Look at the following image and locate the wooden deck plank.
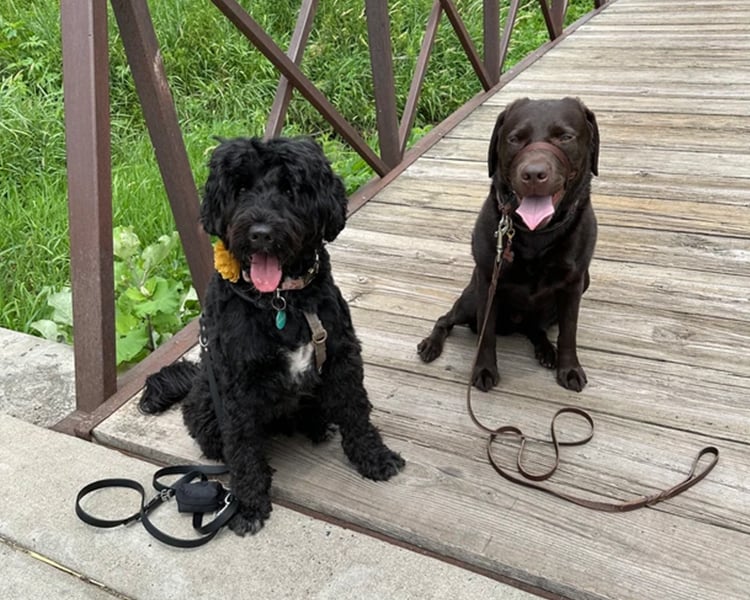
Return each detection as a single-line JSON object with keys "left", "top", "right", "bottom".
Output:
{"left": 369, "top": 177, "right": 750, "bottom": 234}
{"left": 397, "top": 156, "right": 750, "bottom": 206}
{"left": 94, "top": 1, "right": 750, "bottom": 598}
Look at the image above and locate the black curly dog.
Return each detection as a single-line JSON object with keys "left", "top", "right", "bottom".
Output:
{"left": 140, "top": 137, "right": 404, "bottom": 535}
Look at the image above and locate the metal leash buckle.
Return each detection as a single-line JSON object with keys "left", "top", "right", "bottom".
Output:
{"left": 496, "top": 214, "right": 515, "bottom": 262}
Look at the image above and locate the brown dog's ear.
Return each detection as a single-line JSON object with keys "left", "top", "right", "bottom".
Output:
{"left": 487, "top": 110, "right": 506, "bottom": 178}
{"left": 583, "top": 104, "right": 600, "bottom": 177}
{"left": 488, "top": 98, "right": 530, "bottom": 178}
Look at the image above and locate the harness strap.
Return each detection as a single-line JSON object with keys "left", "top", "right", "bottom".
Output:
{"left": 465, "top": 218, "right": 719, "bottom": 511}
{"left": 303, "top": 311, "right": 328, "bottom": 373}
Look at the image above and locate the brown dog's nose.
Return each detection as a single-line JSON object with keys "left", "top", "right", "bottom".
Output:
{"left": 521, "top": 162, "right": 549, "bottom": 184}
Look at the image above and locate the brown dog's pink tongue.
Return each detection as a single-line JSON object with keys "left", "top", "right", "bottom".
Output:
{"left": 516, "top": 195, "right": 555, "bottom": 230}
{"left": 248, "top": 252, "right": 282, "bottom": 292}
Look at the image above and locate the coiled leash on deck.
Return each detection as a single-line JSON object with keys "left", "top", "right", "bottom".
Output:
{"left": 467, "top": 207, "right": 719, "bottom": 511}
{"left": 75, "top": 464, "right": 238, "bottom": 547}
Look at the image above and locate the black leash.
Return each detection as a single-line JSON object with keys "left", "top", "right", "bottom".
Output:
{"left": 200, "top": 315, "right": 225, "bottom": 426}
{"left": 76, "top": 464, "right": 238, "bottom": 548}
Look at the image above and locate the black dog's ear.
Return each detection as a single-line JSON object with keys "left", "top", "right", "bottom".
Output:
{"left": 583, "top": 104, "right": 600, "bottom": 177}
{"left": 274, "top": 137, "right": 348, "bottom": 243}
{"left": 322, "top": 173, "right": 348, "bottom": 243}
{"left": 200, "top": 137, "right": 262, "bottom": 237}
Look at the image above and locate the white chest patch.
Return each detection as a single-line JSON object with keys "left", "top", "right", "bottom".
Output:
{"left": 286, "top": 342, "right": 314, "bottom": 381}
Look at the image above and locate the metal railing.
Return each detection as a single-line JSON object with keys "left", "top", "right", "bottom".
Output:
{"left": 58, "top": 0, "right": 607, "bottom": 431}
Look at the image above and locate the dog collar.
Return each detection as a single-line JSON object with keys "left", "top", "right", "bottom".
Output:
{"left": 278, "top": 253, "right": 319, "bottom": 291}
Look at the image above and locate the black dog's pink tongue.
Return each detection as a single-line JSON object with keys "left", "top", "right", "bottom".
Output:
{"left": 516, "top": 195, "right": 555, "bottom": 230}
{"left": 247, "top": 252, "right": 282, "bottom": 292}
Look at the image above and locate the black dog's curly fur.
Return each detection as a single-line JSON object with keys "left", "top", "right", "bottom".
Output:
{"left": 140, "top": 137, "right": 404, "bottom": 535}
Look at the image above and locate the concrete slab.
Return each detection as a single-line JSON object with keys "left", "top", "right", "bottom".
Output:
{"left": 0, "top": 327, "right": 75, "bottom": 427}
{"left": 0, "top": 543, "right": 118, "bottom": 599}
{"left": 0, "top": 414, "right": 536, "bottom": 600}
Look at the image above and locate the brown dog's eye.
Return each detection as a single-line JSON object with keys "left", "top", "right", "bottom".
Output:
{"left": 558, "top": 133, "right": 575, "bottom": 143}
{"left": 507, "top": 134, "right": 520, "bottom": 145}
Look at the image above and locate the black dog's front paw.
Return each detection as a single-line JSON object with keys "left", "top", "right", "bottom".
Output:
{"left": 472, "top": 364, "right": 499, "bottom": 391}
{"left": 557, "top": 365, "right": 587, "bottom": 392}
{"left": 229, "top": 501, "right": 272, "bottom": 536}
{"left": 356, "top": 446, "right": 405, "bottom": 481}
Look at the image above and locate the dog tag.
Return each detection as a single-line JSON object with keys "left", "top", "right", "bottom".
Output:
{"left": 272, "top": 291, "right": 287, "bottom": 330}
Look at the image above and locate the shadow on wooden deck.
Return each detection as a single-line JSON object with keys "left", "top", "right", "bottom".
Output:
{"left": 95, "top": 1, "right": 750, "bottom": 598}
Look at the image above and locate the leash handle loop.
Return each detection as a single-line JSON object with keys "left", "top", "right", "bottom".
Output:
{"left": 76, "top": 464, "right": 238, "bottom": 548}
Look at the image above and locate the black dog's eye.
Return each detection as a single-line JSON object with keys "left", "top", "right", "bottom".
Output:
{"left": 557, "top": 132, "right": 575, "bottom": 143}
{"left": 507, "top": 134, "right": 520, "bottom": 145}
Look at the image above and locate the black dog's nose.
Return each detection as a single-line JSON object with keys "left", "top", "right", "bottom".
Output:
{"left": 521, "top": 162, "right": 549, "bottom": 184}
{"left": 249, "top": 223, "right": 273, "bottom": 246}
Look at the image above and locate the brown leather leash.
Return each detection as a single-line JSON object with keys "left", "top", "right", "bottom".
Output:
{"left": 466, "top": 208, "right": 719, "bottom": 512}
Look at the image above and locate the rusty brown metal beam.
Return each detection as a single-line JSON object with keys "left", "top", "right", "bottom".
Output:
{"left": 61, "top": 0, "right": 117, "bottom": 413}
{"left": 398, "top": 0, "right": 443, "bottom": 155}
{"left": 265, "top": 0, "right": 320, "bottom": 139}
{"left": 483, "top": 0, "right": 500, "bottom": 85}
{"left": 211, "top": 0, "right": 388, "bottom": 176}
{"left": 539, "top": 0, "right": 564, "bottom": 40}
{"left": 440, "top": 0, "right": 493, "bottom": 91}
{"left": 110, "top": 0, "right": 213, "bottom": 303}
{"left": 365, "top": 0, "right": 401, "bottom": 168}
{"left": 499, "top": 0, "right": 522, "bottom": 72}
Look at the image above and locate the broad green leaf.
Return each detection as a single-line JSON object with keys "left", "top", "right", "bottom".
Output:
{"left": 116, "top": 326, "right": 150, "bottom": 365}
{"left": 48, "top": 288, "right": 73, "bottom": 327}
{"left": 114, "top": 307, "right": 140, "bottom": 335}
{"left": 30, "top": 319, "right": 63, "bottom": 342}
{"left": 142, "top": 232, "right": 178, "bottom": 274}
{"left": 113, "top": 226, "right": 141, "bottom": 261}
{"left": 132, "top": 277, "right": 181, "bottom": 318}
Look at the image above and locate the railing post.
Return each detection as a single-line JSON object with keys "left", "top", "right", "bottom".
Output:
{"left": 483, "top": 0, "right": 500, "bottom": 85}
{"left": 540, "top": 0, "right": 565, "bottom": 40}
{"left": 61, "top": 0, "right": 117, "bottom": 412}
{"left": 266, "top": 0, "right": 320, "bottom": 139}
{"left": 111, "top": 0, "right": 213, "bottom": 302}
{"left": 364, "top": 0, "right": 401, "bottom": 168}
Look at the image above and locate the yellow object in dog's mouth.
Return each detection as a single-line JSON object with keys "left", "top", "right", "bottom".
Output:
{"left": 213, "top": 240, "right": 241, "bottom": 283}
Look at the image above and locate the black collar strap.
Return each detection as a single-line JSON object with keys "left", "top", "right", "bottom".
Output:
{"left": 278, "top": 251, "right": 320, "bottom": 291}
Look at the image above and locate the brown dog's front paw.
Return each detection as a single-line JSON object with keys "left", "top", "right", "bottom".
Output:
{"left": 557, "top": 365, "right": 587, "bottom": 392}
{"left": 472, "top": 365, "right": 499, "bottom": 391}
{"left": 534, "top": 340, "right": 557, "bottom": 369}
{"left": 417, "top": 337, "right": 443, "bottom": 363}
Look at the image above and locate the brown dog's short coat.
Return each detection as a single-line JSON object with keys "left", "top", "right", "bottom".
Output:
{"left": 418, "top": 97, "right": 599, "bottom": 392}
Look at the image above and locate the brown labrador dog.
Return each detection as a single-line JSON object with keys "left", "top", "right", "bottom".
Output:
{"left": 418, "top": 97, "right": 599, "bottom": 392}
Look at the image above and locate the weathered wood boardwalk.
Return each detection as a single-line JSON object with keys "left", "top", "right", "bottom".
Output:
{"left": 95, "top": 1, "right": 750, "bottom": 598}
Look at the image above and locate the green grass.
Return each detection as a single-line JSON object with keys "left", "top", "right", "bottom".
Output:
{"left": 0, "top": 0, "right": 593, "bottom": 344}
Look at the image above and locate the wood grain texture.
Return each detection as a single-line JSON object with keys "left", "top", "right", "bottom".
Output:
{"left": 95, "top": 1, "right": 750, "bottom": 598}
